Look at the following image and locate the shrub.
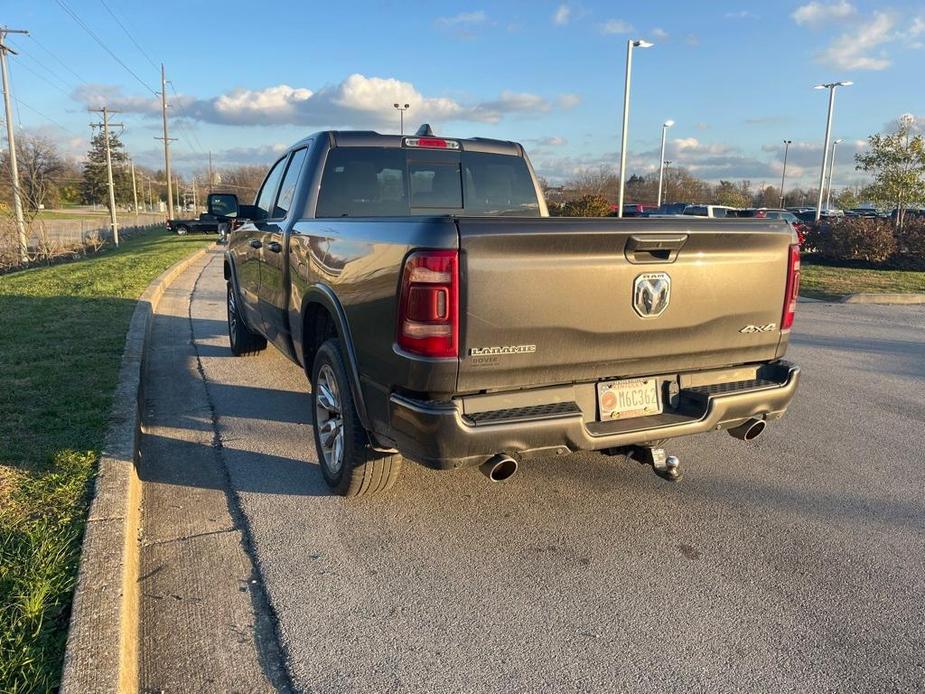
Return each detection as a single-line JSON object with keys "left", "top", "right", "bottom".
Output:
{"left": 816, "top": 217, "right": 897, "bottom": 263}
{"left": 894, "top": 219, "right": 925, "bottom": 269}
{"left": 561, "top": 194, "right": 612, "bottom": 217}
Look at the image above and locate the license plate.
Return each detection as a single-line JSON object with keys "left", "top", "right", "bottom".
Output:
{"left": 597, "top": 378, "right": 662, "bottom": 421}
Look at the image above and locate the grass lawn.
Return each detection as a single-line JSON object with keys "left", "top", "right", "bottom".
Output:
{"left": 801, "top": 261, "right": 925, "bottom": 300}
{"left": 0, "top": 232, "right": 209, "bottom": 692}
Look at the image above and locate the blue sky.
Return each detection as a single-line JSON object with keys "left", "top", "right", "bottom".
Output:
{"left": 5, "top": 0, "right": 924, "bottom": 187}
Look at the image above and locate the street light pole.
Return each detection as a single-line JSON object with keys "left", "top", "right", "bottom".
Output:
{"left": 825, "top": 138, "right": 843, "bottom": 210}
{"left": 393, "top": 103, "right": 410, "bottom": 135}
{"left": 813, "top": 81, "right": 852, "bottom": 221}
{"left": 617, "top": 38, "right": 654, "bottom": 218}
{"left": 656, "top": 119, "right": 674, "bottom": 207}
{"left": 663, "top": 160, "right": 671, "bottom": 202}
{"left": 778, "top": 139, "right": 792, "bottom": 208}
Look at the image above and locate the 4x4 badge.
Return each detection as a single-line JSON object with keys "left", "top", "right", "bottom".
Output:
{"left": 740, "top": 323, "right": 777, "bottom": 333}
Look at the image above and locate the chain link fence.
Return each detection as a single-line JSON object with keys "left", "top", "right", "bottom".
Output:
{"left": 1, "top": 213, "right": 166, "bottom": 272}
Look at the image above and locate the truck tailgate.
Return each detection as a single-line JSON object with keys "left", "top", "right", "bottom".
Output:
{"left": 456, "top": 217, "right": 793, "bottom": 393}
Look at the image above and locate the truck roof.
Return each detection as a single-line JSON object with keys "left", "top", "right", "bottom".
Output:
{"left": 288, "top": 130, "right": 524, "bottom": 157}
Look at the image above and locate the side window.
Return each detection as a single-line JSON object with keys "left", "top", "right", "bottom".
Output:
{"left": 254, "top": 157, "right": 288, "bottom": 220}
{"left": 273, "top": 148, "right": 308, "bottom": 219}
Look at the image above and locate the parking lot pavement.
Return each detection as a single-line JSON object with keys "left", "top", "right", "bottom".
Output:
{"left": 147, "top": 253, "right": 925, "bottom": 692}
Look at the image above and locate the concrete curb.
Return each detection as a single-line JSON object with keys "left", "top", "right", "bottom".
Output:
{"left": 60, "top": 245, "right": 212, "bottom": 694}
{"left": 840, "top": 292, "right": 925, "bottom": 305}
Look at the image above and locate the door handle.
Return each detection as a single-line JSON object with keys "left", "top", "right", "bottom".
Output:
{"left": 249, "top": 239, "right": 262, "bottom": 249}
{"left": 624, "top": 234, "right": 688, "bottom": 263}
{"left": 267, "top": 241, "right": 283, "bottom": 253}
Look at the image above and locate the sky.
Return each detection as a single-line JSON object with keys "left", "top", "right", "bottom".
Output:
{"left": 4, "top": 0, "right": 925, "bottom": 190}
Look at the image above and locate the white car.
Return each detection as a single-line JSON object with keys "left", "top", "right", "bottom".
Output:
{"left": 682, "top": 205, "right": 739, "bottom": 218}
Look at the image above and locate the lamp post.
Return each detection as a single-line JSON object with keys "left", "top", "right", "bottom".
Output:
{"left": 656, "top": 119, "right": 674, "bottom": 208}
{"left": 663, "top": 160, "right": 671, "bottom": 202}
{"left": 778, "top": 139, "right": 792, "bottom": 208}
{"left": 813, "top": 81, "right": 852, "bottom": 221}
{"left": 825, "top": 138, "right": 843, "bottom": 211}
{"left": 617, "top": 38, "right": 654, "bottom": 218}
{"left": 393, "top": 103, "right": 410, "bottom": 135}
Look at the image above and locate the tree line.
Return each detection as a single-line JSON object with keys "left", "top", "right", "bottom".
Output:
{"left": 545, "top": 117, "right": 925, "bottom": 224}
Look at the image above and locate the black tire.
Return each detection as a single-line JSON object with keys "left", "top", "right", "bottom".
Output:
{"left": 311, "top": 339, "right": 402, "bottom": 496}
{"left": 226, "top": 283, "right": 266, "bottom": 356}
{"left": 175, "top": 225, "right": 189, "bottom": 236}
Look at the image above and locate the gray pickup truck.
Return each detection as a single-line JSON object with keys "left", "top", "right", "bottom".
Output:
{"left": 220, "top": 128, "right": 801, "bottom": 496}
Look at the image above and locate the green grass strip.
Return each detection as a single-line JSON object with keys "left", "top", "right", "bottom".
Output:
{"left": 801, "top": 262, "right": 925, "bottom": 300}
{"left": 0, "top": 231, "right": 209, "bottom": 693}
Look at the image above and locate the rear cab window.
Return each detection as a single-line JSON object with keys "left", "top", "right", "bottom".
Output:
{"left": 314, "top": 146, "right": 540, "bottom": 218}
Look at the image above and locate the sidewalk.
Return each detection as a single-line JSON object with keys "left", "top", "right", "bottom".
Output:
{"left": 137, "top": 251, "right": 289, "bottom": 692}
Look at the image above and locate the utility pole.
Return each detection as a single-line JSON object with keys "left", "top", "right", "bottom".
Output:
{"left": 130, "top": 159, "right": 138, "bottom": 216}
{"left": 1, "top": 27, "right": 29, "bottom": 263}
{"left": 155, "top": 64, "right": 177, "bottom": 220}
{"left": 90, "top": 107, "right": 124, "bottom": 246}
{"left": 208, "top": 150, "right": 213, "bottom": 193}
{"left": 779, "top": 140, "right": 792, "bottom": 208}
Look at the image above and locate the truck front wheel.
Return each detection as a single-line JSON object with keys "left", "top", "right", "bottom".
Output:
{"left": 226, "top": 284, "right": 266, "bottom": 356}
{"left": 311, "top": 339, "right": 402, "bottom": 496}
{"left": 175, "top": 224, "right": 189, "bottom": 235}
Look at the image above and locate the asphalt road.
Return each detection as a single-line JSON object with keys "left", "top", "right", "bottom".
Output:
{"left": 144, "top": 251, "right": 925, "bottom": 692}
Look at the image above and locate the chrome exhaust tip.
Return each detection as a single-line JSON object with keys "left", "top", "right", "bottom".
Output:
{"left": 480, "top": 454, "right": 518, "bottom": 482}
{"left": 727, "top": 418, "right": 766, "bottom": 441}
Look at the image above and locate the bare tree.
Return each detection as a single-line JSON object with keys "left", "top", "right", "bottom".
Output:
{"left": 215, "top": 165, "right": 268, "bottom": 203}
{"left": 1, "top": 134, "right": 66, "bottom": 218}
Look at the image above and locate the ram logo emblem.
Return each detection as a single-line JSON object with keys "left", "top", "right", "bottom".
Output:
{"left": 633, "top": 272, "right": 671, "bottom": 318}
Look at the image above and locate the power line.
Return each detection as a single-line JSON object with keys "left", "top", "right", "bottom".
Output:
{"left": 26, "top": 33, "right": 88, "bottom": 85}
{"left": 54, "top": 0, "right": 157, "bottom": 95}
{"left": 98, "top": 0, "right": 159, "bottom": 71}
{"left": 14, "top": 97, "right": 85, "bottom": 137}
{"left": 6, "top": 39, "right": 75, "bottom": 93}
{"left": 7, "top": 57, "right": 72, "bottom": 97}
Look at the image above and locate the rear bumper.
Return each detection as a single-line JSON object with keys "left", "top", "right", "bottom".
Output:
{"left": 388, "top": 361, "right": 800, "bottom": 469}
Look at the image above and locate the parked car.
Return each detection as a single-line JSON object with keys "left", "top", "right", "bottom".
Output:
{"left": 166, "top": 212, "right": 220, "bottom": 235}
{"left": 845, "top": 207, "right": 882, "bottom": 218}
{"left": 221, "top": 128, "right": 801, "bottom": 496}
{"left": 682, "top": 205, "right": 739, "bottom": 218}
{"left": 740, "top": 208, "right": 807, "bottom": 246}
{"left": 641, "top": 202, "right": 688, "bottom": 217}
{"left": 622, "top": 203, "right": 658, "bottom": 217}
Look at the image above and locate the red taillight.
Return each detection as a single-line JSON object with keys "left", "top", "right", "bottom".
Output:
{"left": 782, "top": 243, "right": 800, "bottom": 332}
{"left": 397, "top": 250, "right": 458, "bottom": 358}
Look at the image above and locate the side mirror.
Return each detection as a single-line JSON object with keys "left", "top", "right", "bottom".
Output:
{"left": 208, "top": 193, "right": 238, "bottom": 218}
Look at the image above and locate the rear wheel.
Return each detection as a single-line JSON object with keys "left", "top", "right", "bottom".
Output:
{"left": 226, "top": 284, "right": 266, "bottom": 356}
{"left": 311, "top": 339, "right": 402, "bottom": 496}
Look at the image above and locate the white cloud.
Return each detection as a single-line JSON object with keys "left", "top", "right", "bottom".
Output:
{"left": 556, "top": 93, "right": 581, "bottom": 109}
{"left": 553, "top": 4, "right": 571, "bottom": 25}
{"left": 435, "top": 10, "right": 488, "bottom": 27}
{"left": 725, "top": 10, "right": 759, "bottom": 19}
{"left": 792, "top": 1, "right": 856, "bottom": 26}
{"left": 532, "top": 136, "right": 568, "bottom": 147}
{"left": 72, "top": 75, "right": 574, "bottom": 129}
{"left": 651, "top": 27, "right": 669, "bottom": 40}
{"left": 817, "top": 11, "right": 894, "bottom": 70}
{"left": 599, "top": 19, "right": 634, "bottom": 35}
